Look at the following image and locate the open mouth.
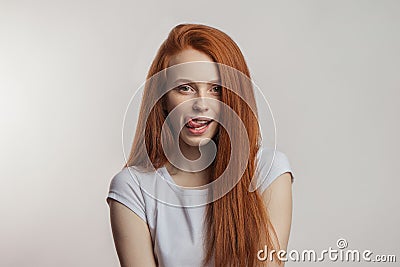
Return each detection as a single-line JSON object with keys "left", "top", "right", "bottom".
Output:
{"left": 185, "top": 117, "right": 213, "bottom": 134}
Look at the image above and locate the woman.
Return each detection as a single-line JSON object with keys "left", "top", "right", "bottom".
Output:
{"left": 106, "top": 23, "right": 294, "bottom": 267}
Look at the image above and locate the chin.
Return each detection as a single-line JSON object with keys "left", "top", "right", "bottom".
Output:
{"left": 180, "top": 131, "right": 218, "bottom": 147}
{"left": 180, "top": 135, "right": 214, "bottom": 147}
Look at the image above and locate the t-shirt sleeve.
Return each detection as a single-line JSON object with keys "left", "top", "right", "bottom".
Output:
{"left": 256, "top": 148, "right": 295, "bottom": 194}
{"left": 106, "top": 168, "right": 147, "bottom": 223}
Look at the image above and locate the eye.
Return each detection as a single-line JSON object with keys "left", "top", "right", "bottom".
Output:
{"left": 177, "top": 84, "right": 195, "bottom": 94}
{"left": 210, "top": 85, "right": 222, "bottom": 95}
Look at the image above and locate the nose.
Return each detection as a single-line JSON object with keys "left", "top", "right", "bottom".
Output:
{"left": 192, "top": 96, "right": 209, "bottom": 112}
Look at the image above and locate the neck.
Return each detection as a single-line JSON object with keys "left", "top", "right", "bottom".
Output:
{"left": 164, "top": 139, "right": 214, "bottom": 185}
{"left": 179, "top": 138, "right": 201, "bottom": 161}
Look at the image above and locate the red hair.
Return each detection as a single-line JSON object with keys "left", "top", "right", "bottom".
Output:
{"left": 124, "top": 24, "right": 281, "bottom": 267}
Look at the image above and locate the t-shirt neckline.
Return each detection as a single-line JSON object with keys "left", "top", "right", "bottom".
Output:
{"left": 158, "top": 166, "right": 210, "bottom": 195}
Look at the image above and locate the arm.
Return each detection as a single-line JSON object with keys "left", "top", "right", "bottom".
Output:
{"left": 108, "top": 199, "right": 157, "bottom": 267}
{"left": 262, "top": 172, "right": 293, "bottom": 267}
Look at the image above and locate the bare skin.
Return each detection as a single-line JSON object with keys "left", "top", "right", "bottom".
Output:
{"left": 262, "top": 172, "right": 293, "bottom": 267}
{"left": 108, "top": 199, "right": 157, "bottom": 267}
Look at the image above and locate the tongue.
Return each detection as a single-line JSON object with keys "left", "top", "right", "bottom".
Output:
{"left": 187, "top": 119, "right": 206, "bottom": 128}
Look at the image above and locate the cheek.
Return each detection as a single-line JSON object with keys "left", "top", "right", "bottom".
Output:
{"left": 165, "top": 94, "right": 179, "bottom": 112}
{"left": 166, "top": 94, "right": 194, "bottom": 115}
{"left": 165, "top": 90, "right": 191, "bottom": 110}
{"left": 211, "top": 101, "right": 221, "bottom": 116}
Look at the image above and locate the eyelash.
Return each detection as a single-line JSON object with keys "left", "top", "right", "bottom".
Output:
{"left": 178, "top": 85, "right": 194, "bottom": 92}
{"left": 177, "top": 84, "right": 222, "bottom": 94}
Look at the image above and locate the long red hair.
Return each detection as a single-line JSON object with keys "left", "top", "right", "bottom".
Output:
{"left": 124, "top": 24, "right": 281, "bottom": 267}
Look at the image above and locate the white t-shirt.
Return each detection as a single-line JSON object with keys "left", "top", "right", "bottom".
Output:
{"left": 106, "top": 147, "right": 294, "bottom": 267}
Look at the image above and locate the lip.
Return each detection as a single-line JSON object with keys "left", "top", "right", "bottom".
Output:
{"left": 184, "top": 116, "right": 214, "bottom": 135}
{"left": 184, "top": 116, "right": 214, "bottom": 124}
{"left": 185, "top": 121, "right": 213, "bottom": 135}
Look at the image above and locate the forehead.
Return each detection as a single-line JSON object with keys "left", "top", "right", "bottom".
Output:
{"left": 166, "top": 49, "right": 220, "bottom": 85}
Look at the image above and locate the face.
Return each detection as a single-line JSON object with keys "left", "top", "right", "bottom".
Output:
{"left": 164, "top": 48, "right": 221, "bottom": 147}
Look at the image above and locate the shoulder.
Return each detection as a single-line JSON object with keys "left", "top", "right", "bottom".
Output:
{"left": 109, "top": 167, "right": 142, "bottom": 188}
{"left": 107, "top": 167, "right": 148, "bottom": 223}
{"left": 255, "top": 147, "right": 295, "bottom": 194}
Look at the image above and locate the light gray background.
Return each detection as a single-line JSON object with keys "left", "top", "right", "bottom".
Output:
{"left": 1, "top": 1, "right": 399, "bottom": 266}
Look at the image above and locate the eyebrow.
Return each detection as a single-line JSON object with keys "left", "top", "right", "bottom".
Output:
{"left": 173, "top": 78, "right": 221, "bottom": 84}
